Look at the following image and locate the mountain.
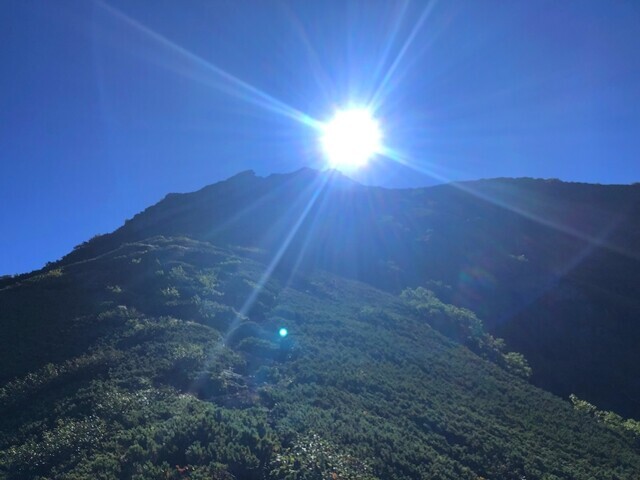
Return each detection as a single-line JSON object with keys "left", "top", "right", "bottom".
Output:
{"left": 1, "top": 169, "right": 640, "bottom": 479}
{"left": 57, "top": 168, "right": 640, "bottom": 417}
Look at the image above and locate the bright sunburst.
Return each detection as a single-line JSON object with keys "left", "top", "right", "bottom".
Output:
{"left": 321, "top": 108, "right": 382, "bottom": 170}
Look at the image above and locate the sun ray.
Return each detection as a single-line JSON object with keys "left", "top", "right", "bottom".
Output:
{"left": 201, "top": 178, "right": 301, "bottom": 241}
{"left": 368, "top": 0, "right": 439, "bottom": 112}
{"left": 278, "top": 3, "right": 335, "bottom": 104}
{"left": 229, "top": 173, "right": 330, "bottom": 325}
{"left": 94, "top": 0, "right": 323, "bottom": 131}
{"left": 367, "top": 0, "right": 411, "bottom": 97}
{"left": 282, "top": 171, "right": 345, "bottom": 288}
{"left": 380, "top": 145, "right": 637, "bottom": 261}
{"left": 188, "top": 173, "right": 331, "bottom": 394}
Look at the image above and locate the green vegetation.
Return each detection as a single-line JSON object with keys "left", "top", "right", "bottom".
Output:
{"left": 401, "top": 287, "right": 532, "bottom": 378}
{"left": 2, "top": 236, "right": 640, "bottom": 478}
{"left": 54, "top": 171, "right": 640, "bottom": 418}
{"left": 570, "top": 394, "right": 640, "bottom": 438}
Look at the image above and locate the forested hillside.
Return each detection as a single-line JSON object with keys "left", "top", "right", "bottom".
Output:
{"left": 53, "top": 169, "right": 640, "bottom": 417}
{"left": 2, "top": 235, "right": 640, "bottom": 479}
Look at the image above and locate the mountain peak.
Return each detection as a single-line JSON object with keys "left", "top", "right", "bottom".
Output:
{"left": 227, "top": 169, "right": 257, "bottom": 181}
{"left": 265, "top": 166, "right": 362, "bottom": 188}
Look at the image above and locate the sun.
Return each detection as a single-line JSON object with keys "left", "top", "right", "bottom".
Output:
{"left": 321, "top": 108, "right": 382, "bottom": 170}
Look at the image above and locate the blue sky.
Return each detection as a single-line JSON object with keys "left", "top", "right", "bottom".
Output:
{"left": 2, "top": 0, "right": 640, "bottom": 275}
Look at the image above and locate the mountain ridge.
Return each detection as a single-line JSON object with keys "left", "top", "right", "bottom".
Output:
{"left": 2, "top": 168, "right": 640, "bottom": 478}
{"left": 11, "top": 169, "right": 640, "bottom": 417}
{"left": 2, "top": 233, "right": 640, "bottom": 479}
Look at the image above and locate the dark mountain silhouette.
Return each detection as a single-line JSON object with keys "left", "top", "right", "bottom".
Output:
{"left": 59, "top": 168, "right": 640, "bottom": 417}
{"left": 2, "top": 168, "right": 640, "bottom": 479}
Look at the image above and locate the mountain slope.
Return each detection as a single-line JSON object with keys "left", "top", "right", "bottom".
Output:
{"left": 51, "top": 169, "right": 640, "bottom": 417}
{"left": 2, "top": 235, "right": 640, "bottom": 479}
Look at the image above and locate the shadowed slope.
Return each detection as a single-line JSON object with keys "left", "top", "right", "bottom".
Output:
{"left": 46, "top": 169, "right": 640, "bottom": 417}
{"left": 2, "top": 236, "right": 640, "bottom": 479}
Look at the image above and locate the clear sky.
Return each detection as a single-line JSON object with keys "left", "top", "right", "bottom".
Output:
{"left": 2, "top": 0, "right": 640, "bottom": 275}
